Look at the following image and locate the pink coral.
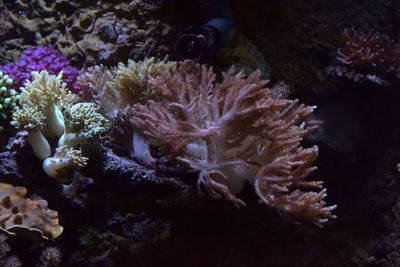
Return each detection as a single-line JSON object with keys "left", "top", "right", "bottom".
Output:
{"left": 130, "top": 60, "right": 336, "bottom": 227}
{"left": 337, "top": 28, "right": 400, "bottom": 71}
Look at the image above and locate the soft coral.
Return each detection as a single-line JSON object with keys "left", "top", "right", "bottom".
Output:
{"left": 130, "top": 60, "right": 336, "bottom": 226}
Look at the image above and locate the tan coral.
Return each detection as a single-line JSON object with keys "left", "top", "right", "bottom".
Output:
{"left": 131, "top": 60, "right": 336, "bottom": 226}
{"left": 108, "top": 57, "right": 177, "bottom": 109}
{"left": 0, "top": 183, "right": 63, "bottom": 239}
{"left": 78, "top": 58, "right": 177, "bottom": 117}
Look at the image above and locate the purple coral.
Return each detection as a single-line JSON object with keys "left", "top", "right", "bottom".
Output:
{"left": 0, "top": 45, "right": 80, "bottom": 92}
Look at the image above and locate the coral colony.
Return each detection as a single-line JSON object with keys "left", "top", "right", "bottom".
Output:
{"left": 129, "top": 61, "right": 336, "bottom": 225}
{"left": 78, "top": 58, "right": 336, "bottom": 226}
{"left": 0, "top": 41, "right": 340, "bottom": 264}
{"left": 4, "top": 1, "right": 400, "bottom": 265}
{"left": 11, "top": 70, "right": 108, "bottom": 182}
{"left": 2, "top": 51, "right": 336, "bottom": 237}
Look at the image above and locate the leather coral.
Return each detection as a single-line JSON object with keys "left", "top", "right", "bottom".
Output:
{"left": 131, "top": 60, "right": 336, "bottom": 226}
{"left": 0, "top": 183, "right": 63, "bottom": 239}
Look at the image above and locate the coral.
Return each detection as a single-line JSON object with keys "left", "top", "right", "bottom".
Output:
{"left": 336, "top": 28, "right": 400, "bottom": 72}
{"left": 77, "top": 58, "right": 178, "bottom": 167}
{"left": 323, "top": 28, "right": 400, "bottom": 85}
{"left": 0, "top": 234, "right": 21, "bottom": 267}
{"left": 11, "top": 70, "right": 107, "bottom": 182}
{"left": 0, "top": 45, "right": 79, "bottom": 91}
{"left": 59, "top": 102, "right": 108, "bottom": 149}
{"left": 12, "top": 70, "right": 74, "bottom": 135}
{"left": 108, "top": 57, "right": 177, "bottom": 108}
{"left": 75, "top": 64, "right": 111, "bottom": 103}
{"left": 228, "top": 0, "right": 397, "bottom": 91}
{"left": 270, "top": 80, "right": 291, "bottom": 99}
{"left": 42, "top": 146, "right": 88, "bottom": 182}
{"left": 2, "top": 255, "right": 22, "bottom": 267}
{"left": 105, "top": 109, "right": 135, "bottom": 157}
{"left": 11, "top": 70, "right": 74, "bottom": 159}
{"left": 38, "top": 247, "right": 62, "bottom": 267}
{"left": 131, "top": 60, "right": 336, "bottom": 226}
{"left": 0, "top": 131, "right": 29, "bottom": 179}
{"left": 77, "top": 58, "right": 177, "bottom": 117}
{"left": 0, "top": 235, "right": 10, "bottom": 259}
{"left": 0, "top": 71, "right": 19, "bottom": 132}
{"left": 0, "top": 183, "right": 63, "bottom": 239}
{"left": 0, "top": 0, "right": 11, "bottom": 38}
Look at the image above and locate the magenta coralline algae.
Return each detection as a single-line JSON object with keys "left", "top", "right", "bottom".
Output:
{"left": 0, "top": 45, "right": 79, "bottom": 92}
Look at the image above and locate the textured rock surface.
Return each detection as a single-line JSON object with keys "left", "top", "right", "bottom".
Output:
{"left": 0, "top": 0, "right": 179, "bottom": 67}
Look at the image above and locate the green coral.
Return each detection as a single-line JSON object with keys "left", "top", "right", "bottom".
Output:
{"left": 0, "top": 71, "right": 19, "bottom": 132}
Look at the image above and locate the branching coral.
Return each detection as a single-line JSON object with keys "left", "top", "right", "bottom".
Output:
{"left": 130, "top": 60, "right": 336, "bottom": 226}
{"left": 0, "top": 183, "right": 63, "bottom": 239}
{"left": 337, "top": 28, "right": 400, "bottom": 71}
